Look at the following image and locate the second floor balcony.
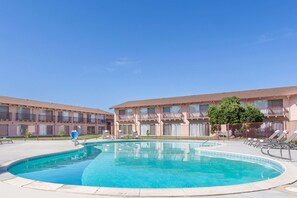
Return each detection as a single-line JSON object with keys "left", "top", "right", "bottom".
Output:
{"left": 161, "top": 112, "right": 184, "bottom": 121}
{"left": 139, "top": 113, "right": 158, "bottom": 121}
{"left": 0, "top": 112, "right": 12, "bottom": 121}
{"left": 38, "top": 115, "right": 55, "bottom": 122}
{"left": 87, "top": 118, "right": 97, "bottom": 124}
{"left": 73, "top": 117, "right": 85, "bottom": 123}
{"left": 259, "top": 107, "right": 286, "bottom": 117}
{"left": 16, "top": 113, "right": 36, "bottom": 122}
{"left": 117, "top": 114, "right": 135, "bottom": 122}
{"left": 57, "top": 116, "right": 72, "bottom": 123}
{"left": 97, "top": 119, "right": 106, "bottom": 124}
{"left": 187, "top": 111, "right": 208, "bottom": 120}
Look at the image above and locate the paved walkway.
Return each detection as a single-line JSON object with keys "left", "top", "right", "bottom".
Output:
{"left": 0, "top": 139, "right": 297, "bottom": 198}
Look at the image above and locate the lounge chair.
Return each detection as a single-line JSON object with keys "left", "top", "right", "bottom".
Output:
{"left": 247, "top": 138, "right": 258, "bottom": 146}
{"left": 70, "top": 130, "right": 79, "bottom": 146}
{"left": 244, "top": 137, "right": 252, "bottom": 144}
{"left": 116, "top": 130, "right": 125, "bottom": 139}
{"left": 263, "top": 131, "right": 297, "bottom": 160}
{"left": 252, "top": 130, "right": 282, "bottom": 147}
{"left": 260, "top": 130, "right": 288, "bottom": 148}
{"left": 103, "top": 130, "right": 113, "bottom": 140}
{"left": 0, "top": 137, "right": 13, "bottom": 144}
{"left": 132, "top": 130, "right": 140, "bottom": 139}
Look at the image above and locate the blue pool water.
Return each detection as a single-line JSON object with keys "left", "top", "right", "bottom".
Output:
{"left": 8, "top": 141, "right": 283, "bottom": 188}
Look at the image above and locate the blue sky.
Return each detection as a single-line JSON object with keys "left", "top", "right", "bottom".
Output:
{"left": 0, "top": 0, "right": 297, "bottom": 112}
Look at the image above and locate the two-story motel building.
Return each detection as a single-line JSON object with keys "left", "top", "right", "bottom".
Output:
{"left": 111, "top": 86, "right": 297, "bottom": 137}
{"left": 0, "top": 96, "right": 113, "bottom": 137}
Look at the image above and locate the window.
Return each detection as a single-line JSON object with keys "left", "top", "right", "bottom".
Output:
{"left": 268, "top": 100, "right": 283, "bottom": 107}
{"left": 58, "top": 111, "right": 70, "bottom": 122}
{"left": 118, "top": 109, "right": 134, "bottom": 120}
{"left": 119, "top": 109, "right": 133, "bottom": 115}
{"left": 189, "top": 105, "right": 199, "bottom": 112}
{"left": 0, "top": 124, "right": 8, "bottom": 136}
{"left": 119, "top": 110, "right": 126, "bottom": 115}
{"left": 163, "top": 123, "right": 181, "bottom": 136}
{"left": 0, "top": 106, "right": 9, "bottom": 113}
{"left": 254, "top": 100, "right": 283, "bottom": 108}
{"left": 163, "top": 107, "right": 171, "bottom": 113}
{"left": 254, "top": 100, "right": 268, "bottom": 109}
{"left": 87, "top": 114, "right": 96, "bottom": 123}
{"left": 17, "top": 125, "right": 27, "bottom": 136}
{"left": 17, "top": 107, "right": 31, "bottom": 114}
{"left": 17, "top": 125, "right": 35, "bottom": 136}
{"left": 140, "top": 108, "right": 155, "bottom": 114}
{"left": 199, "top": 104, "right": 209, "bottom": 111}
{"left": 163, "top": 106, "right": 182, "bottom": 118}
{"left": 17, "top": 107, "right": 32, "bottom": 120}
{"left": 87, "top": 126, "right": 95, "bottom": 134}
{"left": 189, "top": 104, "right": 209, "bottom": 112}
{"left": 39, "top": 110, "right": 53, "bottom": 121}
{"left": 140, "top": 108, "right": 156, "bottom": 119}
{"left": 73, "top": 112, "right": 79, "bottom": 122}
{"left": 254, "top": 100, "right": 283, "bottom": 115}
{"left": 189, "top": 122, "right": 209, "bottom": 136}
{"left": 98, "top": 126, "right": 106, "bottom": 135}
{"left": 140, "top": 124, "right": 156, "bottom": 136}
{"left": 119, "top": 124, "right": 132, "bottom": 134}
{"left": 0, "top": 106, "right": 9, "bottom": 120}
{"left": 40, "top": 110, "right": 53, "bottom": 116}
{"left": 163, "top": 106, "right": 181, "bottom": 113}
{"left": 73, "top": 112, "right": 83, "bottom": 123}
{"left": 98, "top": 115, "right": 106, "bottom": 124}
{"left": 62, "top": 111, "right": 69, "bottom": 117}
{"left": 39, "top": 125, "right": 53, "bottom": 136}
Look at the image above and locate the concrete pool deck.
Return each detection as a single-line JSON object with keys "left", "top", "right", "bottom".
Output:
{"left": 0, "top": 139, "right": 297, "bottom": 198}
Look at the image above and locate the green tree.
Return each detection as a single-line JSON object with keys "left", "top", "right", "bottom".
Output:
{"left": 208, "top": 105, "right": 222, "bottom": 124}
{"left": 208, "top": 97, "right": 265, "bottom": 134}
{"left": 240, "top": 103, "right": 265, "bottom": 123}
{"left": 208, "top": 97, "right": 245, "bottom": 125}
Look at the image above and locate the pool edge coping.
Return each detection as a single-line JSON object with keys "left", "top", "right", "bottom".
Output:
{"left": 1, "top": 140, "right": 297, "bottom": 197}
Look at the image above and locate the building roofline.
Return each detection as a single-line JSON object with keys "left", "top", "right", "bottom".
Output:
{"left": 110, "top": 85, "right": 297, "bottom": 109}
{"left": 0, "top": 96, "right": 112, "bottom": 115}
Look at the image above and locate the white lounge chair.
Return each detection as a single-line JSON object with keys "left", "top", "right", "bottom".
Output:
{"left": 253, "top": 130, "right": 282, "bottom": 147}
{"left": 132, "top": 130, "right": 140, "bottom": 139}
{"left": 0, "top": 137, "right": 13, "bottom": 144}
{"left": 117, "top": 130, "right": 126, "bottom": 139}
{"left": 103, "top": 130, "right": 113, "bottom": 140}
{"left": 260, "top": 130, "right": 288, "bottom": 148}
{"left": 262, "top": 131, "right": 297, "bottom": 160}
{"left": 244, "top": 137, "right": 252, "bottom": 144}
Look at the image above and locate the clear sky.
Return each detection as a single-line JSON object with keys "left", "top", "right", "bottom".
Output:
{"left": 0, "top": 0, "right": 296, "bottom": 112}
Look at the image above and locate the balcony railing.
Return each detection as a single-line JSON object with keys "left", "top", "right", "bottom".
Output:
{"left": 97, "top": 119, "right": 106, "bottom": 124}
{"left": 139, "top": 113, "right": 158, "bottom": 121}
{"left": 57, "top": 116, "right": 72, "bottom": 123}
{"left": 73, "top": 117, "right": 85, "bottom": 123}
{"left": 259, "top": 107, "right": 285, "bottom": 116}
{"left": 118, "top": 114, "right": 135, "bottom": 121}
{"left": 0, "top": 112, "right": 12, "bottom": 121}
{"left": 87, "top": 118, "right": 97, "bottom": 124}
{"left": 161, "top": 112, "right": 184, "bottom": 120}
{"left": 16, "top": 113, "right": 36, "bottom": 122}
{"left": 38, "top": 115, "right": 55, "bottom": 122}
{"left": 187, "top": 111, "right": 208, "bottom": 119}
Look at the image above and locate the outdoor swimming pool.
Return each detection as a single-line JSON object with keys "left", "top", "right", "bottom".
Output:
{"left": 8, "top": 141, "right": 284, "bottom": 188}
